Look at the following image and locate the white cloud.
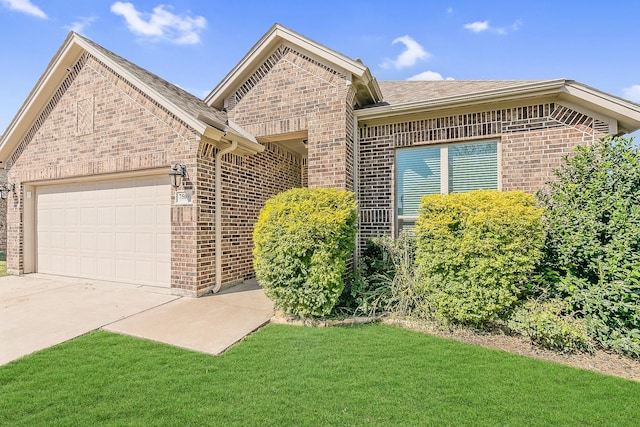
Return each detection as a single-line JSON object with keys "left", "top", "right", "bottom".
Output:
{"left": 623, "top": 85, "right": 640, "bottom": 103}
{"left": 1, "top": 0, "right": 46, "bottom": 18}
{"left": 446, "top": 7, "right": 453, "bottom": 14}
{"left": 65, "top": 16, "right": 97, "bottom": 34}
{"left": 464, "top": 21, "right": 489, "bottom": 33}
{"left": 464, "top": 19, "right": 522, "bottom": 35}
{"left": 110, "top": 2, "right": 207, "bottom": 45}
{"left": 407, "top": 71, "right": 454, "bottom": 81}
{"left": 381, "top": 35, "right": 430, "bottom": 69}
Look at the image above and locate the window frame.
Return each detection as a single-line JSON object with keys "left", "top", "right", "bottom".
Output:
{"left": 394, "top": 139, "right": 501, "bottom": 234}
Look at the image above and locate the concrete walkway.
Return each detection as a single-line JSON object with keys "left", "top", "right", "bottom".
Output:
{"left": 0, "top": 274, "right": 274, "bottom": 366}
{"left": 104, "top": 281, "right": 274, "bottom": 355}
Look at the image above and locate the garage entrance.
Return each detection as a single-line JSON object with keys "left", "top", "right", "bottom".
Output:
{"left": 35, "top": 175, "right": 171, "bottom": 287}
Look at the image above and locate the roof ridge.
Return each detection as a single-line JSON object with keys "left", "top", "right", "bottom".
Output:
{"left": 74, "top": 33, "right": 228, "bottom": 127}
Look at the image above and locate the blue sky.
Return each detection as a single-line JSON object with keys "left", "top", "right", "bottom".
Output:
{"left": 2, "top": 0, "right": 640, "bottom": 137}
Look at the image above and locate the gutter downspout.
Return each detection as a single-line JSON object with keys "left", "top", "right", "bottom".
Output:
{"left": 213, "top": 140, "right": 238, "bottom": 293}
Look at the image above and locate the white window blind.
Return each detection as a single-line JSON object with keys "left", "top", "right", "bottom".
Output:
{"left": 395, "top": 140, "right": 498, "bottom": 233}
{"left": 396, "top": 146, "right": 440, "bottom": 217}
{"left": 448, "top": 142, "right": 498, "bottom": 193}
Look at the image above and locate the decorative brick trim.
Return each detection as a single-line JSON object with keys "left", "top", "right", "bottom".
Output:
{"left": 360, "top": 103, "right": 607, "bottom": 149}
{"left": 551, "top": 104, "right": 609, "bottom": 134}
{"left": 86, "top": 54, "right": 194, "bottom": 139}
{"left": 263, "top": 142, "right": 303, "bottom": 165}
{"left": 360, "top": 208, "right": 391, "bottom": 224}
{"left": 230, "top": 44, "right": 345, "bottom": 108}
{"left": 7, "top": 54, "right": 88, "bottom": 169}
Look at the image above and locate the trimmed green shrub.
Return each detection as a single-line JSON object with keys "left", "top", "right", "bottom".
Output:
{"left": 538, "top": 136, "right": 640, "bottom": 356}
{"left": 415, "top": 190, "right": 545, "bottom": 326}
{"left": 347, "top": 233, "right": 423, "bottom": 317}
{"left": 253, "top": 188, "right": 357, "bottom": 318}
{"left": 508, "top": 299, "right": 593, "bottom": 353}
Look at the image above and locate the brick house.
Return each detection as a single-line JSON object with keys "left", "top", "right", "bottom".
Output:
{"left": 1, "top": 24, "right": 639, "bottom": 296}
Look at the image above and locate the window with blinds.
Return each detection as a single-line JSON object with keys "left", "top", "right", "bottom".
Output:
{"left": 396, "top": 140, "right": 498, "bottom": 232}
{"left": 448, "top": 142, "right": 498, "bottom": 193}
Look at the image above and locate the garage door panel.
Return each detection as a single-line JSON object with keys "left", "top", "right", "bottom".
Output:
{"left": 96, "top": 232, "right": 114, "bottom": 252}
{"left": 65, "top": 232, "right": 80, "bottom": 250}
{"left": 97, "top": 207, "right": 114, "bottom": 225}
{"left": 51, "top": 208, "right": 65, "bottom": 226}
{"left": 115, "top": 232, "right": 134, "bottom": 253}
{"left": 115, "top": 206, "right": 133, "bottom": 226}
{"left": 156, "top": 233, "right": 171, "bottom": 261}
{"left": 135, "top": 233, "right": 155, "bottom": 255}
{"left": 80, "top": 207, "right": 97, "bottom": 225}
{"left": 80, "top": 233, "right": 96, "bottom": 251}
{"left": 80, "top": 257, "right": 97, "bottom": 277}
{"left": 37, "top": 175, "right": 171, "bottom": 287}
{"left": 51, "top": 231, "right": 65, "bottom": 249}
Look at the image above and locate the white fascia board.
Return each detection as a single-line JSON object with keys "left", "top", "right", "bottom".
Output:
{"left": 355, "top": 79, "right": 568, "bottom": 121}
{"left": 563, "top": 82, "right": 640, "bottom": 133}
{"left": 202, "top": 119, "right": 264, "bottom": 156}
{"left": 0, "top": 32, "right": 83, "bottom": 162}
{"left": 0, "top": 33, "right": 214, "bottom": 164}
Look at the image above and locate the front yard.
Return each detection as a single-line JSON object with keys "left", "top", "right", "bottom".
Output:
{"left": 0, "top": 251, "right": 6, "bottom": 276}
{"left": 1, "top": 324, "right": 639, "bottom": 426}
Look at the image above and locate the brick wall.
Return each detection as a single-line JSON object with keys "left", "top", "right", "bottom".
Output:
{"left": 5, "top": 53, "right": 201, "bottom": 294}
{"left": 220, "top": 142, "right": 302, "bottom": 286}
{"left": 193, "top": 140, "right": 302, "bottom": 292}
{"left": 227, "top": 44, "right": 355, "bottom": 190}
{"left": 0, "top": 169, "right": 6, "bottom": 252}
{"left": 357, "top": 102, "right": 609, "bottom": 244}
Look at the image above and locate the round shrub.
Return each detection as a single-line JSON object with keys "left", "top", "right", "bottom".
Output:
{"left": 415, "top": 190, "right": 545, "bottom": 326}
{"left": 508, "top": 299, "right": 593, "bottom": 353}
{"left": 253, "top": 188, "right": 357, "bottom": 318}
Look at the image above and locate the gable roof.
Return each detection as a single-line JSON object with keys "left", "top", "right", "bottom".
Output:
{"left": 0, "top": 32, "right": 263, "bottom": 165}
{"left": 359, "top": 79, "right": 640, "bottom": 135}
{"left": 205, "top": 23, "right": 382, "bottom": 110}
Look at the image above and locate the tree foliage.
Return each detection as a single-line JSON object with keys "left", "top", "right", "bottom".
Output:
{"left": 539, "top": 136, "right": 640, "bottom": 356}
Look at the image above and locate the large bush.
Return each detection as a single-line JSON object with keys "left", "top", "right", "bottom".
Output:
{"left": 415, "top": 190, "right": 545, "bottom": 325}
{"left": 539, "top": 136, "right": 640, "bottom": 356}
{"left": 253, "top": 188, "right": 357, "bottom": 318}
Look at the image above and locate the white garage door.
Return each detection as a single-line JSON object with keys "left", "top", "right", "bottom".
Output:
{"left": 36, "top": 175, "right": 171, "bottom": 287}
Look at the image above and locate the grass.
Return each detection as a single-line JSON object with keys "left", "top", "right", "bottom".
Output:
{"left": 1, "top": 324, "right": 639, "bottom": 426}
{"left": 0, "top": 251, "right": 6, "bottom": 276}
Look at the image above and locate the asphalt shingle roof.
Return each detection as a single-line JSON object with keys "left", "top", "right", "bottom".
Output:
{"left": 78, "top": 34, "right": 228, "bottom": 127}
{"left": 377, "top": 80, "right": 549, "bottom": 106}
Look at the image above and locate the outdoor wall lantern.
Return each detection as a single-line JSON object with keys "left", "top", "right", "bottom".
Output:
{"left": 168, "top": 164, "right": 187, "bottom": 188}
{"left": 0, "top": 183, "right": 15, "bottom": 200}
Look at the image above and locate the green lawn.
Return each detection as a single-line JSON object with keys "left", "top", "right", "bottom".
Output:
{"left": 0, "top": 251, "right": 6, "bottom": 276}
{"left": 1, "top": 324, "right": 639, "bottom": 426}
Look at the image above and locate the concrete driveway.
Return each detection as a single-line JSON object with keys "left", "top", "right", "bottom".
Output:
{"left": 0, "top": 274, "right": 274, "bottom": 366}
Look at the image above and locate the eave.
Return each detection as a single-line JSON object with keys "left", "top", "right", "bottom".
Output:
{"left": 0, "top": 32, "right": 264, "bottom": 166}
{"left": 355, "top": 79, "right": 640, "bottom": 135}
{"left": 204, "top": 23, "right": 382, "bottom": 109}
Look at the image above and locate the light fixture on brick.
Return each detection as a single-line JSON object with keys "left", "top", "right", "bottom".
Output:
{"left": 0, "top": 183, "right": 15, "bottom": 200}
{"left": 168, "top": 164, "right": 187, "bottom": 188}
